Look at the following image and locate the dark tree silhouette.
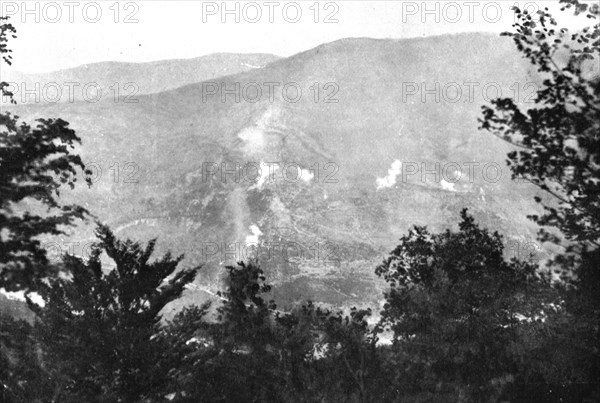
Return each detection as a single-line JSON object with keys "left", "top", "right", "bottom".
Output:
{"left": 376, "top": 209, "right": 558, "bottom": 401}
{"left": 157, "top": 261, "right": 392, "bottom": 403}
{"left": 1, "top": 16, "right": 91, "bottom": 291}
{"left": 27, "top": 225, "right": 199, "bottom": 402}
{"left": 480, "top": 0, "right": 599, "bottom": 251}
{"left": 480, "top": 1, "right": 600, "bottom": 397}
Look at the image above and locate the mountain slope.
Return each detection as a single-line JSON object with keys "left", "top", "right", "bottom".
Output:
{"left": 5, "top": 33, "right": 553, "bottom": 312}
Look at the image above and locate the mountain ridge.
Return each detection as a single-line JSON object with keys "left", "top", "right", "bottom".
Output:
{"left": 1, "top": 52, "right": 282, "bottom": 103}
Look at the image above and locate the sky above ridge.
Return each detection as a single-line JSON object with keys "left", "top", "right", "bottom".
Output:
{"left": 0, "top": 0, "right": 594, "bottom": 73}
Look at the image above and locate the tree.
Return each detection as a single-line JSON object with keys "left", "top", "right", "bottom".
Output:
{"left": 0, "top": 16, "right": 91, "bottom": 291}
{"left": 27, "top": 225, "right": 199, "bottom": 402}
{"left": 160, "top": 261, "right": 289, "bottom": 403}
{"left": 480, "top": 1, "right": 600, "bottom": 398}
{"left": 0, "top": 313, "right": 54, "bottom": 403}
{"left": 159, "top": 260, "right": 395, "bottom": 403}
{"left": 375, "top": 209, "right": 558, "bottom": 401}
{"left": 1, "top": 16, "right": 94, "bottom": 402}
{"left": 480, "top": 0, "right": 599, "bottom": 251}
{"left": 306, "top": 306, "right": 391, "bottom": 403}
{"left": 0, "top": 16, "right": 16, "bottom": 101}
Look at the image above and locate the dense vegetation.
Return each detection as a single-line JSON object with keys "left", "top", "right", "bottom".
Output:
{"left": 1, "top": 1, "right": 598, "bottom": 401}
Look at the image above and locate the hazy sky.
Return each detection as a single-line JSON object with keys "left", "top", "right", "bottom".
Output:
{"left": 0, "top": 0, "right": 593, "bottom": 73}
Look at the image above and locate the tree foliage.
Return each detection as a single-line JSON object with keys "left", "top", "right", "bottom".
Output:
{"left": 157, "top": 261, "right": 389, "bottom": 403}
{"left": 376, "top": 209, "right": 558, "bottom": 401}
{"left": 480, "top": 1, "right": 600, "bottom": 397}
{"left": 1, "top": 16, "right": 91, "bottom": 291}
{"left": 24, "top": 226, "right": 199, "bottom": 402}
{"left": 0, "top": 16, "right": 17, "bottom": 100}
{"left": 480, "top": 0, "right": 600, "bottom": 250}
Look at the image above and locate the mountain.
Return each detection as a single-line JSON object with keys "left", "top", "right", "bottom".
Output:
{"left": 1, "top": 53, "right": 280, "bottom": 104}
{"left": 4, "top": 33, "right": 561, "bottom": 315}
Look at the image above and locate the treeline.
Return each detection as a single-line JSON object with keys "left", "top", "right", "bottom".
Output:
{"left": 1, "top": 1, "right": 599, "bottom": 401}
{"left": 0, "top": 210, "right": 598, "bottom": 402}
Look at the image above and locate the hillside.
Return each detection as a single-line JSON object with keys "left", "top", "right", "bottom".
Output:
{"left": 4, "top": 33, "right": 555, "bottom": 314}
